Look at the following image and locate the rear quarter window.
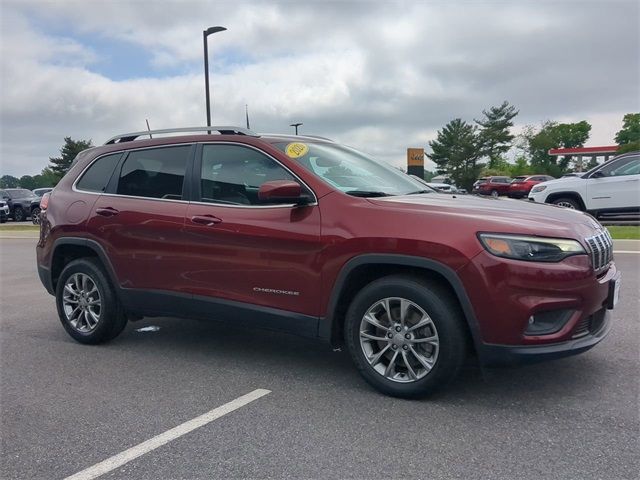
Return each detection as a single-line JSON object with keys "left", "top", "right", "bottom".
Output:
{"left": 76, "top": 153, "right": 122, "bottom": 193}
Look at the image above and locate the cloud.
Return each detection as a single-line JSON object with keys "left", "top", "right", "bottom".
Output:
{"left": 1, "top": 0, "right": 638, "bottom": 176}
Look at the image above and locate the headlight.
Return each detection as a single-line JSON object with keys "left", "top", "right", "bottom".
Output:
{"left": 478, "top": 233, "right": 585, "bottom": 262}
{"left": 531, "top": 185, "right": 547, "bottom": 194}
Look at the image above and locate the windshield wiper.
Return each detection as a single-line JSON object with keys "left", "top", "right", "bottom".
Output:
{"left": 405, "top": 189, "right": 433, "bottom": 195}
{"left": 345, "top": 190, "right": 393, "bottom": 197}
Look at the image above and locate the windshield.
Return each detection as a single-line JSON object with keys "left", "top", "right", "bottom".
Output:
{"left": 274, "top": 141, "right": 430, "bottom": 196}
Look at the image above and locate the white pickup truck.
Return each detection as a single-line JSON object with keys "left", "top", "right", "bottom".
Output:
{"left": 528, "top": 152, "right": 640, "bottom": 216}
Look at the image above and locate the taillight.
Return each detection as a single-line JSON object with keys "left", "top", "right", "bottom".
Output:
{"left": 40, "top": 192, "right": 50, "bottom": 210}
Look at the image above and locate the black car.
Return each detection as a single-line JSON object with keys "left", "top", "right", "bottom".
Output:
{"left": 0, "top": 188, "right": 40, "bottom": 222}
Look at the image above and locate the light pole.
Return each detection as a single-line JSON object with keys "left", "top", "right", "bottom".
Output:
{"left": 203, "top": 26, "right": 227, "bottom": 128}
{"left": 290, "top": 122, "right": 303, "bottom": 135}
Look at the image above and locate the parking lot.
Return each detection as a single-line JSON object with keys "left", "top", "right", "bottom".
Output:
{"left": 1, "top": 237, "right": 638, "bottom": 480}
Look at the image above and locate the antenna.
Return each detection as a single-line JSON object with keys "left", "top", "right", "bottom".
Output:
{"left": 145, "top": 119, "right": 152, "bottom": 139}
{"left": 245, "top": 104, "right": 250, "bottom": 129}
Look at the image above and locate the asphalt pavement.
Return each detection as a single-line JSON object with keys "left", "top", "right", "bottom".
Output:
{"left": 1, "top": 238, "right": 638, "bottom": 480}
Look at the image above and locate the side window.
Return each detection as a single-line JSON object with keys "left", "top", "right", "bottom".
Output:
{"left": 117, "top": 146, "right": 190, "bottom": 200}
{"left": 76, "top": 153, "right": 121, "bottom": 193}
{"left": 199, "top": 144, "right": 298, "bottom": 205}
{"left": 599, "top": 156, "right": 639, "bottom": 177}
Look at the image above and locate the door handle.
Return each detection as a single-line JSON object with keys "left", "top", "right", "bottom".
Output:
{"left": 95, "top": 207, "right": 119, "bottom": 217}
{"left": 191, "top": 214, "right": 222, "bottom": 226}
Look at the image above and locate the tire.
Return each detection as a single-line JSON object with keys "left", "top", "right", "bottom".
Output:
{"left": 0, "top": 216, "right": 6, "bottom": 224}
{"left": 13, "top": 206, "right": 25, "bottom": 222}
{"left": 31, "top": 207, "right": 41, "bottom": 225}
{"left": 344, "top": 275, "right": 468, "bottom": 398}
{"left": 490, "top": 190, "right": 499, "bottom": 198}
{"left": 55, "top": 258, "right": 127, "bottom": 344}
{"left": 552, "top": 197, "right": 581, "bottom": 210}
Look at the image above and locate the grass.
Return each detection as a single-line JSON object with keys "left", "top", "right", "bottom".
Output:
{"left": 0, "top": 223, "right": 39, "bottom": 231}
{"left": 606, "top": 226, "right": 640, "bottom": 240}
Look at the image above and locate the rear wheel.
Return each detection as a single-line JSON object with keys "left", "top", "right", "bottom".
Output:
{"left": 552, "top": 197, "right": 581, "bottom": 210}
{"left": 344, "top": 275, "right": 467, "bottom": 398}
{"left": 31, "top": 207, "right": 41, "bottom": 225}
{"left": 56, "top": 258, "right": 127, "bottom": 344}
{"left": 490, "top": 190, "right": 499, "bottom": 197}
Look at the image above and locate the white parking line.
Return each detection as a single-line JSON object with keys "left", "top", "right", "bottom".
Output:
{"left": 64, "top": 388, "right": 271, "bottom": 480}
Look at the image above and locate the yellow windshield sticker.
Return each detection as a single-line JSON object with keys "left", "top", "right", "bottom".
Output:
{"left": 285, "top": 142, "right": 309, "bottom": 158}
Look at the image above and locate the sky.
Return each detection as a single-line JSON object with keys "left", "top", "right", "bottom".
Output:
{"left": 1, "top": 0, "right": 639, "bottom": 177}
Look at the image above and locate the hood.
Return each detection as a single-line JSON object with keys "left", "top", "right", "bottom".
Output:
{"left": 368, "top": 193, "right": 602, "bottom": 240}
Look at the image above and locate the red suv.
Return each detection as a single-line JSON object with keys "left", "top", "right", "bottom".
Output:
{"left": 508, "top": 175, "right": 555, "bottom": 199}
{"left": 36, "top": 127, "right": 621, "bottom": 398}
{"left": 472, "top": 176, "right": 512, "bottom": 197}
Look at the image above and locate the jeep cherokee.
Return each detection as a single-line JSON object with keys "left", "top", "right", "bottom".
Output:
{"left": 36, "top": 126, "right": 621, "bottom": 398}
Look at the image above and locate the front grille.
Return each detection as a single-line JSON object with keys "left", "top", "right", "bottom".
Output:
{"left": 585, "top": 229, "right": 613, "bottom": 272}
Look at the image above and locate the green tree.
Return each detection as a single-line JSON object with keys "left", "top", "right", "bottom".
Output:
{"left": 427, "top": 118, "right": 484, "bottom": 191}
{"left": 19, "top": 175, "right": 36, "bottom": 190}
{"left": 0, "top": 175, "right": 19, "bottom": 188}
{"left": 37, "top": 167, "right": 59, "bottom": 187}
{"left": 509, "top": 156, "right": 532, "bottom": 176}
{"left": 521, "top": 120, "right": 591, "bottom": 176}
{"left": 617, "top": 141, "right": 640, "bottom": 154}
{"left": 49, "top": 137, "right": 93, "bottom": 179}
{"left": 615, "top": 113, "right": 640, "bottom": 145}
{"left": 475, "top": 101, "right": 519, "bottom": 168}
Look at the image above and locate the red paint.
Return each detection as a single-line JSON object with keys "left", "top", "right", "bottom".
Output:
{"left": 37, "top": 133, "right": 616, "bottom": 353}
{"left": 548, "top": 146, "right": 618, "bottom": 155}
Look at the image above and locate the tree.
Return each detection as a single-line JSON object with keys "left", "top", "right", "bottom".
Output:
{"left": 37, "top": 167, "right": 59, "bottom": 187}
{"left": 49, "top": 137, "right": 93, "bottom": 179}
{"left": 521, "top": 120, "right": 591, "bottom": 176}
{"left": 19, "top": 175, "right": 37, "bottom": 190}
{"left": 427, "top": 118, "right": 484, "bottom": 191}
{"left": 0, "top": 175, "right": 19, "bottom": 188}
{"left": 615, "top": 113, "right": 640, "bottom": 145}
{"left": 475, "top": 101, "right": 519, "bottom": 169}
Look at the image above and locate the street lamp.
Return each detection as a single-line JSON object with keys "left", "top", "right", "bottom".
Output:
{"left": 290, "top": 122, "right": 303, "bottom": 135}
{"left": 203, "top": 26, "right": 227, "bottom": 129}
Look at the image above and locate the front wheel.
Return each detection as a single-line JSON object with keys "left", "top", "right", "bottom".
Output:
{"left": 552, "top": 197, "right": 581, "bottom": 210}
{"left": 490, "top": 190, "right": 499, "bottom": 197}
{"left": 13, "top": 206, "right": 25, "bottom": 222}
{"left": 344, "top": 275, "right": 468, "bottom": 398}
{"left": 56, "top": 258, "right": 127, "bottom": 344}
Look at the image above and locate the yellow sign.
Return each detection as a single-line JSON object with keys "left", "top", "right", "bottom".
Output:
{"left": 285, "top": 142, "right": 309, "bottom": 158}
{"left": 407, "top": 148, "right": 424, "bottom": 167}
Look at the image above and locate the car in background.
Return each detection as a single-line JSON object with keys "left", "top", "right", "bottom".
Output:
{"left": 0, "top": 199, "right": 9, "bottom": 223}
{"left": 507, "top": 175, "right": 555, "bottom": 198}
{"left": 529, "top": 151, "right": 640, "bottom": 216}
{"left": 33, "top": 188, "right": 53, "bottom": 198}
{"left": 0, "top": 188, "right": 39, "bottom": 222}
{"left": 472, "top": 176, "right": 512, "bottom": 197}
{"left": 409, "top": 176, "right": 465, "bottom": 194}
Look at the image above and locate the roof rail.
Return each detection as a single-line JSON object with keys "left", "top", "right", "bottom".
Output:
{"left": 261, "top": 133, "right": 335, "bottom": 142}
{"left": 104, "top": 126, "right": 258, "bottom": 145}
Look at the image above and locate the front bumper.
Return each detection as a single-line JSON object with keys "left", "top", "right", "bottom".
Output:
{"left": 478, "top": 307, "right": 612, "bottom": 366}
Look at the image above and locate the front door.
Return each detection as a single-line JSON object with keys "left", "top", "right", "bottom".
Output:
{"left": 183, "top": 143, "right": 323, "bottom": 318}
{"left": 587, "top": 155, "right": 640, "bottom": 210}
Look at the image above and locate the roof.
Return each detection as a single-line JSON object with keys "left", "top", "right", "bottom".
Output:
{"left": 548, "top": 146, "right": 618, "bottom": 156}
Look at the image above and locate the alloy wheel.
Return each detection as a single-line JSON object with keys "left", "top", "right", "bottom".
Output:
{"left": 359, "top": 297, "right": 439, "bottom": 383}
{"left": 62, "top": 273, "right": 102, "bottom": 333}
{"left": 555, "top": 201, "right": 575, "bottom": 209}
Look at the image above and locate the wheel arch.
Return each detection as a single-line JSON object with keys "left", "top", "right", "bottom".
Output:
{"left": 545, "top": 191, "right": 586, "bottom": 210}
{"left": 51, "top": 238, "right": 120, "bottom": 296}
{"left": 320, "top": 254, "right": 482, "bottom": 352}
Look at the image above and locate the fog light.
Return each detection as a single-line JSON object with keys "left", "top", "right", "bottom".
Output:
{"left": 524, "top": 310, "right": 574, "bottom": 335}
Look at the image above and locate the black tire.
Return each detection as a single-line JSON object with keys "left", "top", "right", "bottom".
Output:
{"left": 55, "top": 258, "right": 127, "bottom": 344}
{"left": 344, "top": 275, "right": 468, "bottom": 398}
{"left": 31, "top": 207, "right": 41, "bottom": 225}
{"left": 552, "top": 197, "right": 581, "bottom": 210}
{"left": 490, "top": 190, "right": 499, "bottom": 198}
{"left": 0, "top": 216, "right": 6, "bottom": 224}
{"left": 13, "top": 206, "right": 25, "bottom": 222}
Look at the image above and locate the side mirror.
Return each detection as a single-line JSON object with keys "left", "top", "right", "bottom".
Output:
{"left": 258, "top": 180, "right": 310, "bottom": 205}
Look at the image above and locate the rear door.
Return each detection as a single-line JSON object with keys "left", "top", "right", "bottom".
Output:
{"left": 184, "top": 143, "right": 323, "bottom": 317}
{"left": 86, "top": 144, "right": 194, "bottom": 293}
